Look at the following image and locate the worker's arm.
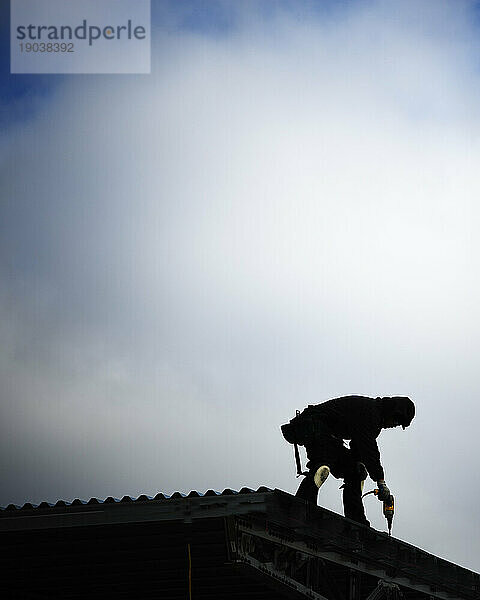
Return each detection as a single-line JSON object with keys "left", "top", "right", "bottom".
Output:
{"left": 376, "top": 480, "right": 391, "bottom": 500}
{"left": 350, "top": 432, "right": 384, "bottom": 482}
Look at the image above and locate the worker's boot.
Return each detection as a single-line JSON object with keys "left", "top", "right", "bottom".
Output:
{"left": 313, "top": 465, "right": 330, "bottom": 489}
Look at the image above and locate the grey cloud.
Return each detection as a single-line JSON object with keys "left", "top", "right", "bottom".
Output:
{"left": 1, "top": 0, "right": 479, "bottom": 570}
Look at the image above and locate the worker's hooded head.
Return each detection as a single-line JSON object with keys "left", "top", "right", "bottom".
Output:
{"left": 381, "top": 396, "right": 415, "bottom": 429}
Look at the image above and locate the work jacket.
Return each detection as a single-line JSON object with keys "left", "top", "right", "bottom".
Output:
{"left": 307, "top": 395, "right": 385, "bottom": 481}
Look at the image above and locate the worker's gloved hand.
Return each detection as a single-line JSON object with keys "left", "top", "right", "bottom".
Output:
{"left": 377, "top": 481, "right": 391, "bottom": 501}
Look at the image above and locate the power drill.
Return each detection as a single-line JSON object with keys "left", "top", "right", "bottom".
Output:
{"left": 363, "top": 489, "right": 395, "bottom": 535}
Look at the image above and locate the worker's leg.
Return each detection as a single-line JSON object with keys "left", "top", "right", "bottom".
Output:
{"left": 295, "top": 434, "right": 340, "bottom": 504}
{"left": 295, "top": 463, "right": 330, "bottom": 502}
{"left": 341, "top": 459, "right": 370, "bottom": 526}
{"left": 295, "top": 472, "right": 319, "bottom": 503}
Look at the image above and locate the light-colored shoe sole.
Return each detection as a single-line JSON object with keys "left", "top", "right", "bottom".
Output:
{"left": 314, "top": 465, "right": 330, "bottom": 488}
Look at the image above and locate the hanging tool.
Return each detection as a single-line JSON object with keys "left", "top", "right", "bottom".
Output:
{"left": 363, "top": 489, "right": 395, "bottom": 535}
{"left": 292, "top": 410, "right": 308, "bottom": 477}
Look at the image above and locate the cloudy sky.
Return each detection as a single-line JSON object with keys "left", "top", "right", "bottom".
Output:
{"left": 1, "top": 0, "right": 480, "bottom": 572}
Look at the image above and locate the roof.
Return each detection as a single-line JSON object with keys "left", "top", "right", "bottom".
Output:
{"left": 0, "top": 486, "right": 268, "bottom": 513}
{"left": 1, "top": 487, "right": 479, "bottom": 600}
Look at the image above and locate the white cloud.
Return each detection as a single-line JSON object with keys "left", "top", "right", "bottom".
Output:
{"left": 2, "top": 0, "right": 480, "bottom": 570}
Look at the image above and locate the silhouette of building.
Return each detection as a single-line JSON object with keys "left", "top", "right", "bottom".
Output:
{"left": 1, "top": 487, "right": 478, "bottom": 599}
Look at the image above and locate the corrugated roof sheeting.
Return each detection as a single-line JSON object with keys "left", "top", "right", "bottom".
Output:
{"left": 0, "top": 486, "right": 272, "bottom": 512}
{"left": 1, "top": 487, "right": 479, "bottom": 600}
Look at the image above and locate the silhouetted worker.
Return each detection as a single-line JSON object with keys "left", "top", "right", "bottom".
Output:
{"left": 281, "top": 395, "right": 415, "bottom": 526}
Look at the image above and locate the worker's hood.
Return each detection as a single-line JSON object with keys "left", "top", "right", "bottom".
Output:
{"left": 381, "top": 396, "right": 415, "bottom": 429}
